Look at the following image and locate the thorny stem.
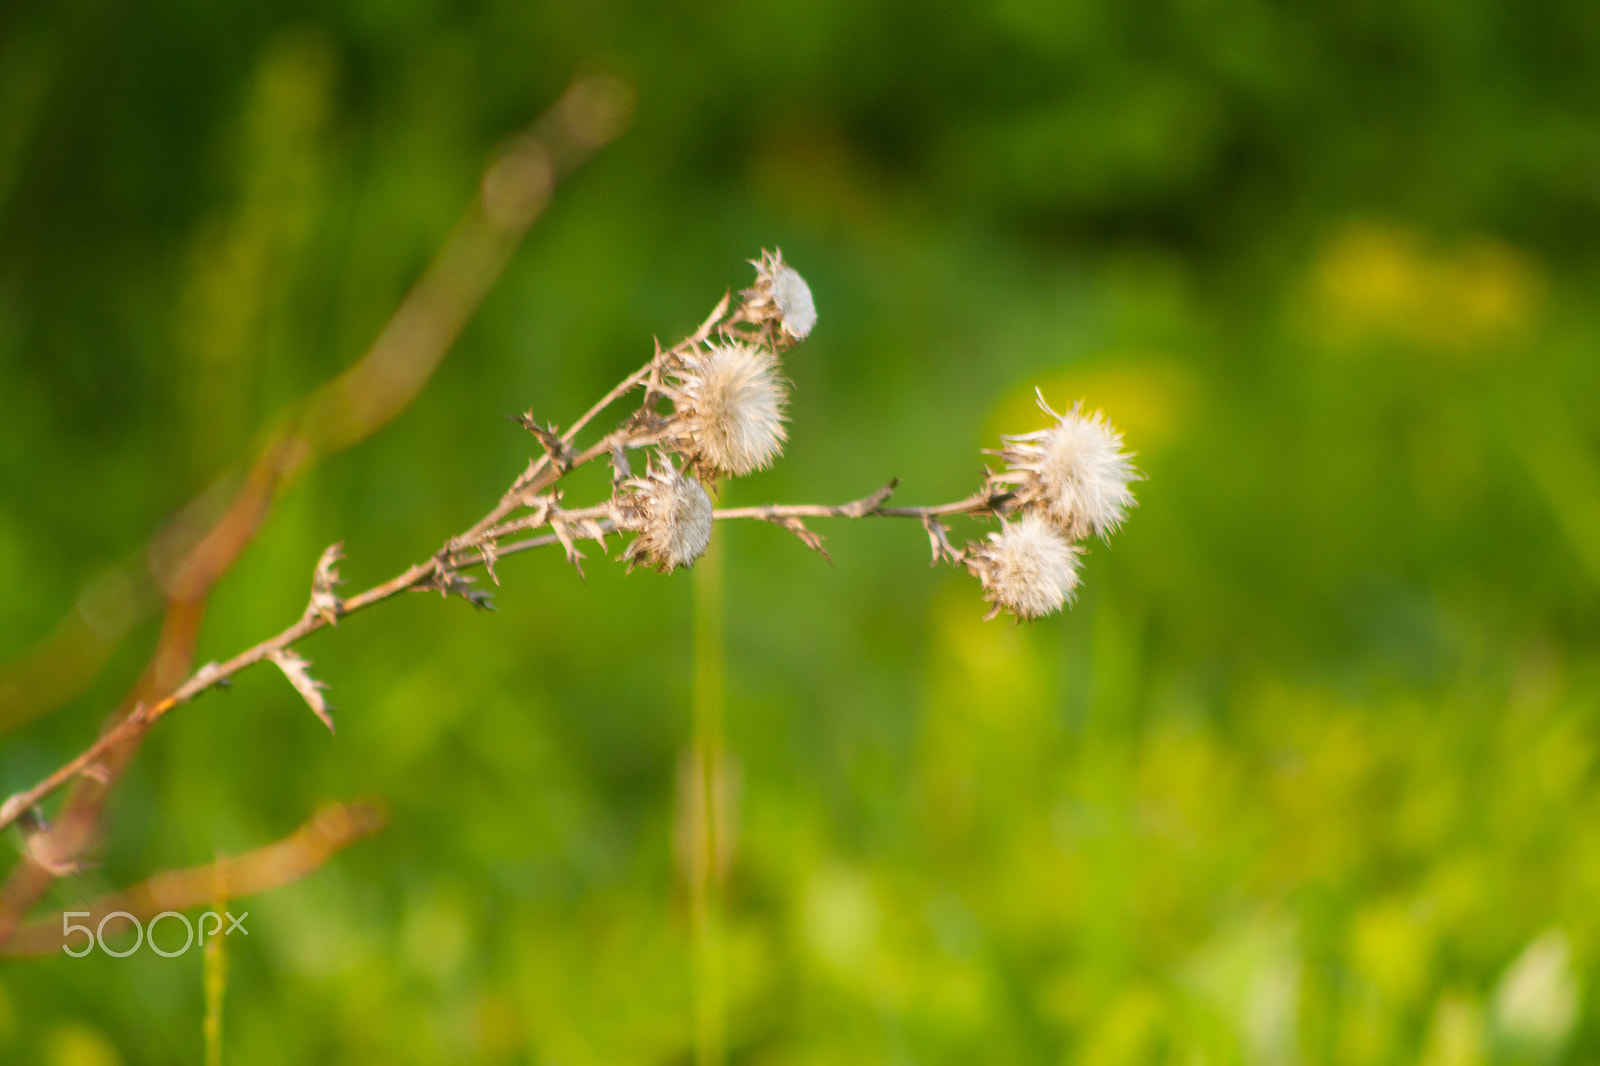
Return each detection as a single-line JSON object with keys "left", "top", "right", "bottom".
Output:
{"left": 712, "top": 486, "right": 1000, "bottom": 521}
{"left": 0, "top": 479, "right": 1001, "bottom": 837}
{"left": 0, "top": 300, "right": 1004, "bottom": 851}
{"left": 455, "top": 483, "right": 1006, "bottom": 570}
{"left": 453, "top": 294, "right": 730, "bottom": 548}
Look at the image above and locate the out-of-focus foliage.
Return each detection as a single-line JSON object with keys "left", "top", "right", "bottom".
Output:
{"left": 2, "top": 0, "right": 1599, "bottom": 1062}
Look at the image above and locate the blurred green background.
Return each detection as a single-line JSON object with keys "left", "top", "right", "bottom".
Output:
{"left": 3, "top": 0, "right": 1600, "bottom": 1063}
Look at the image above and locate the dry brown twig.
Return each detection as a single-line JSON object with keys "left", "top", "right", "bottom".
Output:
{"left": 0, "top": 244, "right": 1143, "bottom": 945}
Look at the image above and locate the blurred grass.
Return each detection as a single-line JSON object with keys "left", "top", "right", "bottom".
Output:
{"left": 2, "top": 0, "right": 1600, "bottom": 1063}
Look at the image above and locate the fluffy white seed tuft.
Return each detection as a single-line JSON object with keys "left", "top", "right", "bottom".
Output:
{"left": 746, "top": 249, "right": 816, "bottom": 340}
{"left": 967, "top": 513, "right": 1082, "bottom": 620}
{"left": 670, "top": 341, "right": 789, "bottom": 477}
{"left": 994, "top": 392, "right": 1140, "bottom": 539}
{"left": 618, "top": 459, "right": 714, "bottom": 572}
{"left": 769, "top": 263, "right": 815, "bottom": 339}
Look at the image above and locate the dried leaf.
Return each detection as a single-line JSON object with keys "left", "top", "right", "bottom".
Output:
{"left": 269, "top": 647, "right": 335, "bottom": 734}
{"left": 776, "top": 516, "right": 829, "bottom": 561}
{"left": 610, "top": 443, "right": 633, "bottom": 484}
{"left": 551, "top": 521, "right": 587, "bottom": 578}
{"left": 309, "top": 542, "right": 346, "bottom": 625}
{"left": 837, "top": 478, "right": 899, "bottom": 518}
{"left": 426, "top": 566, "right": 496, "bottom": 610}
{"left": 579, "top": 517, "right": 609, "bottom": 550}
{"left": 515, "top": 414, "right": 572, "bottom": 471}
{"left": 921, "top": 515, "right": 960, "bottom": 568}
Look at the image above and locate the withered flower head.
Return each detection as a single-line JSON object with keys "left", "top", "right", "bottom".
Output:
{"left": 993, "top": 391, "right": 1139, "bottom": 540}
{"left": 966, "top": 512, "right": 1081, "bottom": 620}
{"left": 744, "top": 248, "right": 816, "bottom": 341}
{"left": 617, "top": 457, "right": 714, "bottom": 572}
{"left": 667, "top": 340, "right": 789, "bottom": 477}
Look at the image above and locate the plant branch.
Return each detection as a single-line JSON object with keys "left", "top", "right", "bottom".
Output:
{"left": 0, "top": 473, "right": 1001, "bottom": 841}
{"left": 0, "top": 242, "right": 1021, "bottom": 953}
{"left": 0, "top": 288, "right": 726, "bottom": 840}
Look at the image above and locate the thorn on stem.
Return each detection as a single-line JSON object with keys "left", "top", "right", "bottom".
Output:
{"left": 921, "top": 515, "right": 961, "bottom": 568}
{"left": 839, "top": 478, "right": 899, "bottom": 518}
{"left": 775, "top": 516, "right": 830, "bottom": 562}
{"left": 268, "top": 648, "right": 336, "bottom": 734}
{"left": 425, "top": 564, "right": 498, "bottom": 610}
{"left": 610, "top": 443, "right": 632, "bottom": 485}
{"left": 515, "top": 414, "right": 573, "bottom": 472}
{"left": 551, "top": 521, "right": 587, "bottom": 578}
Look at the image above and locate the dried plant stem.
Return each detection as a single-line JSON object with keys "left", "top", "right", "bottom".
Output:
{"left": 0, "top": 481, "right": 999, "bottom": 844}
{"left": 456, "top": 294, "right": 729, "bottom": 545}
{"left": 0, "top": 286, "right": 701, "bottom": 846}
{"left": 0, "top": 475, "right": 997, "bottom": 847}
{"left": 0, "top": 257, "right": 1047, "bottom": 955}
{"left": 713, "top": 485, "right": 1000, "bottom": 521}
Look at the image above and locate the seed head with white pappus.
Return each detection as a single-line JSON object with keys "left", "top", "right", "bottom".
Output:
{"left": 743, "top": 248, "right": 816, "bottom": 341}
{"left": 967, "top": 513, "right": 1082, "bottom": 620}
{"left": 616, "top": 458, "right": 714, "bottom": 572}
{"left": 668, "top": 341, "right": 789, "bottom": 477}
{"left": 994, "top": 392, "right": 1140, "bottom": 540}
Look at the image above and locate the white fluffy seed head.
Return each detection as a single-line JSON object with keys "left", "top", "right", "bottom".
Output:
{"left": 769, "top": 263, "right": 816, "bottom": 340}
{"left": 618, "top": 460, "right": 714, "bottom": 573}
{"left": 967, "top": 513, "right": 1082, "bottom": 621}
{"left": 995, "top": 392, "right": 1140, "bottom": 540}
{"left": 670, "top": 341, "right": 789, "bottom": 477}
{"left": 746, "top": 248, "right": 816, "bottom": 340}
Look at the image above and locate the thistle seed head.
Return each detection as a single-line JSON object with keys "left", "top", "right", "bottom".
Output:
{"left": 668, "top": 340, "right": 789, "bottom": 477}
{"left": 744, "top": 248, "right": 816, "bottom": 340}
{"left": 966, "top": 512, "right": 1082, "bottom": 620}
{"left": 994, "top": 392, "right": 1140, "bottom": 540}
{"left": 617, "top": 458, "right": 714, "bottom": 572}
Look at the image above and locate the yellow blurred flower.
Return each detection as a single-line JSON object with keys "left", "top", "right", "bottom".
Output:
{"left": 1309, "top": 221, "right": 1543, "bottom": 353}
